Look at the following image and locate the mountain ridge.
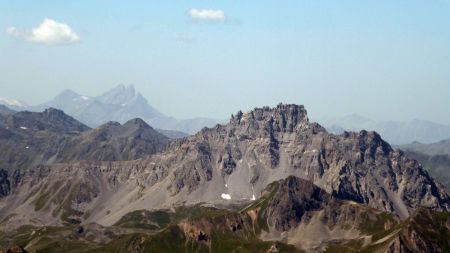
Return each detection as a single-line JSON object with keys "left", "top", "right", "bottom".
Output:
{"left": 0, "top": 104, "right": 447, "bottom": 232}
{"left": 0, "top": 108, "right": 170, "bottom": 195}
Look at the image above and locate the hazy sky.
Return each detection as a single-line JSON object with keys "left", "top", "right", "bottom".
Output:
{"left": 1, "top": 1, "right": 449, "bottom": 124}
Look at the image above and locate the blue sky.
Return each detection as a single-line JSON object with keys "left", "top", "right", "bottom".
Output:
{"left": 1, "top": 0, "right": 449, "bottom": 123}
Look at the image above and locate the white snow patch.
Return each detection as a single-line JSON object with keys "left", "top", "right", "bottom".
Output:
{"left": 80, "top": 95, "right": 89, "bottom": 100}
{"left": 221, "top": 193, "right": 231, "bottom": 200}
{"left": 25, "top": 146, "right": 29, "bottom": 149}
{"left": 20, "top": 126, "right": 28, "bottom": 130}
{"left": 252, "top": 194, "right": 256, "bottom": 200}
{"left": 121, "top": 103, "right": 127, "bottom": 106}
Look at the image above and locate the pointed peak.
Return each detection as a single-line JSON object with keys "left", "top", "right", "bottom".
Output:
{"left": 123, "top": 118, "right": 153, "bottom": 129}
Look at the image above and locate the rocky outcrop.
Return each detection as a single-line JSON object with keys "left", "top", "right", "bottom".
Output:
{"left": 265, "top": 176, "right": 332, "bottom": 231}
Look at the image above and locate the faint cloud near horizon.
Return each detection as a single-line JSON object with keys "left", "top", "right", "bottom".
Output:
{"left": 6, "top": 18, "right": 80, "bottom": 45}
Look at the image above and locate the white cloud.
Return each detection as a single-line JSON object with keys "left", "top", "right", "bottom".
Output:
{"left": 6, "top": 18, "right": 80, "bottom": 45}
{"left": 188, "top": 9, "right": 226, "bottom": 21}
{"left": 29, "top": 18, "right": 80, "bottom": 44}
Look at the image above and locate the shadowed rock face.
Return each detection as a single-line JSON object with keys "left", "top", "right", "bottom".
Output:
{"left": 265, "top": 176, "right": 333, "bottom": 231}
{"left": 0, "top": 104, "right": 448, "bottom": 228}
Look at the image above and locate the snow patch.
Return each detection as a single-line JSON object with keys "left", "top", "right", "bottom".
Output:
{"left": 121, "top": 103, "right": 127, "bottom": 106}
{"left": 80, "top": 95, "right": 89, "bottom": 100}
{"left": 25, "top": 146, "right": 29, "bottom": 149}
{"left": 20, "top": 126, "right": 28, "bottom": 130}
{"left": 252, "top": 194, "right": 256, "bottom": 200}
{"left": 221, "top": 193, "right": 231, "bottom": 200}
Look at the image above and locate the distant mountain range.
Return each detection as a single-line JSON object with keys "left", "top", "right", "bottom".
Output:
{"left": 320, "top": 113, "right": 450, "bottom": 145}
{"left": 3, "top": 87, "right": 449, "bottom": 145}
{"left": 0, "top": 84, "right": 220, "bottom": 135}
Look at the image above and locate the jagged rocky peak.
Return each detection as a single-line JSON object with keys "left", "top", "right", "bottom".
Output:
{"left": 97, "top": 84, "right": 138, "bottom": 105}
{"left": 230, "top": 103, "right": 309, "bottom": 132}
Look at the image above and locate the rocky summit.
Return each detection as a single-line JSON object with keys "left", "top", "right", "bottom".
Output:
{"left": 0, "top": 104, "right": 449, "bottom": 253}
